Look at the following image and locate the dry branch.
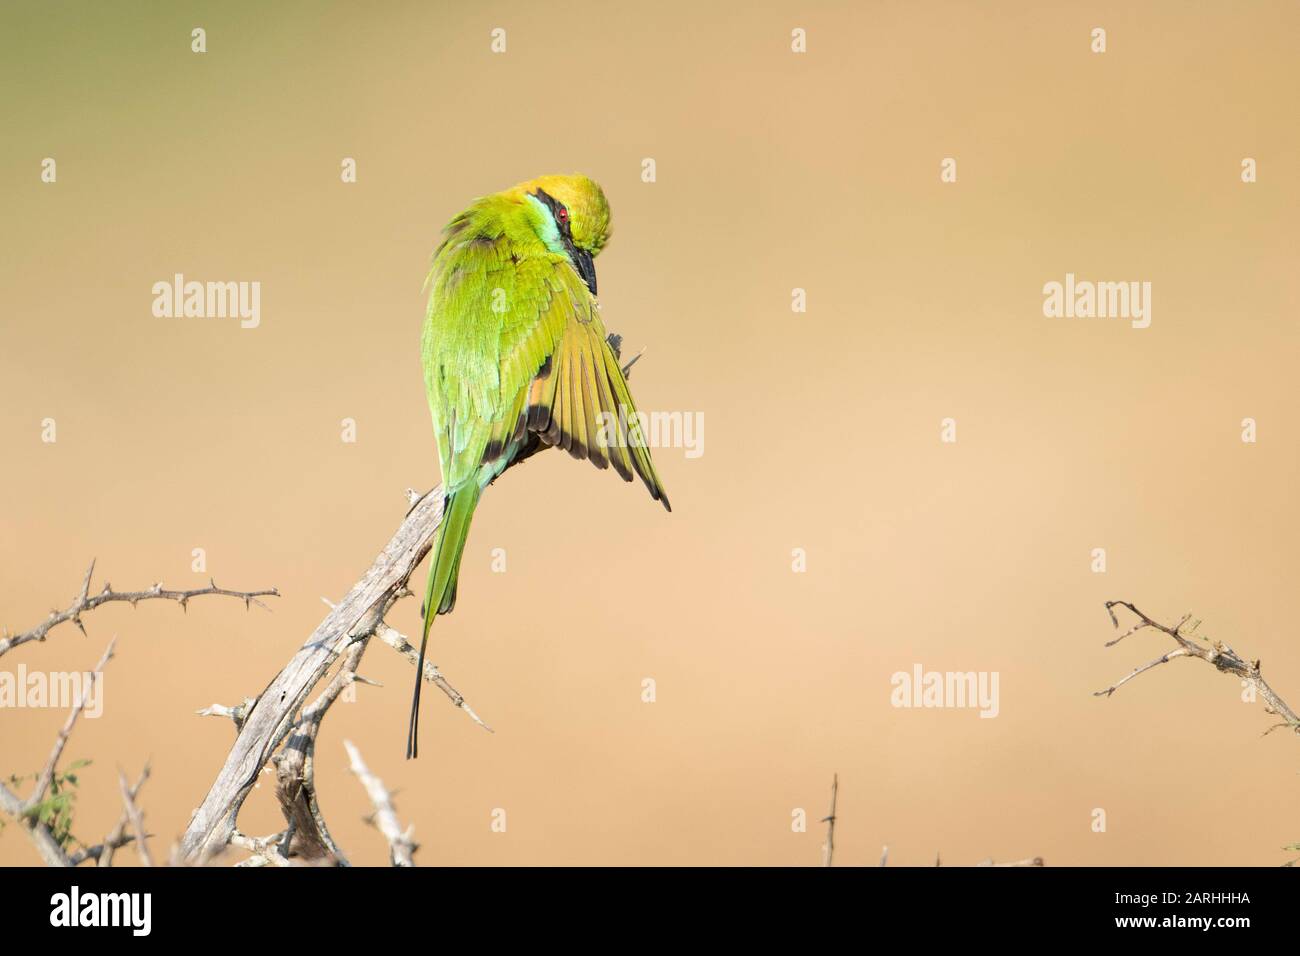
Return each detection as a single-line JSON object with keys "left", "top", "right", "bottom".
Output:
{"left": 228, "top": 830, "right": 295, "bottom": 867}
{"left": 1095, "top": 602, "right": 1299, "bottom": 733}
{"left": 374, "top": 620, "right": 492, "bottom": 732}
{"left": 179, "top": 487, "right": 451, "bottom": 863}
{"left": 0, "top": 560, "right": 277, "bottom": 658}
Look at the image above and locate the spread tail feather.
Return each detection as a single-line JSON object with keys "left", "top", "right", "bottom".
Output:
{"left": 406, "top": 484, "right": 481, "bottom": 759}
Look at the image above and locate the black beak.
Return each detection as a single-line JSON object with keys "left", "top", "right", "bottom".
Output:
{"left": 571, "top": 247, "right": 597, "bottom": 296}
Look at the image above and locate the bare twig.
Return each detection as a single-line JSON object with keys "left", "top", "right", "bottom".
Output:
{"left": 88, "top": 762, "right": 150, "bottom": 867}
{"left": 26, "top": 639, "right": 115, "bottom": 810}
{"left": 69, "top": 832, "right": 140, "bottom": 866}
{"left": 0, "top": 559, "right": 278, "bottom": 658}
{"left": 820, "top": 773, "right": 837, "bottom": 867}
{"left": 229, "top": 830, "right": 294, "bottom": 867}
{"left": 197, "top": 698, "right": 256, "bottom": 729}
{"left": 343, "top": 740, "right": 417, "bottom": 866}
{"left": 117, "top": 768, "right": 154, "bottom": 866}
{"left": 1096, "top": 602, "right": 1299, "bottom": 732}
{"left": 374, "top": 619, "right": 492, "bottom": 732}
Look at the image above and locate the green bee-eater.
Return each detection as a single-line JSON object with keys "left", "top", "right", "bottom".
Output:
{"left": 409, "top": 174, "right": 671, "bottom": 757}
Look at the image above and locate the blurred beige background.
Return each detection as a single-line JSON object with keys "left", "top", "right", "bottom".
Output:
{"left": 2, "top": 0, "right": 1298, "bottom": 866}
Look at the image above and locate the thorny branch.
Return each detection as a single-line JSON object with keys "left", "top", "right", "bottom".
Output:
{"left": 1095, "top": 602, "right": 1300, "bottom": 734}
{"left": 0, "top": 558, "right": 278, "bottom": 658}
{"left": 180, "top": 486, "right": 488, "bottom": 865}
{"left": 6, "top": 495, "right": 483, "bottom": 867}
{"left": 374, "top": 618, "right": 492, "bottom": 732}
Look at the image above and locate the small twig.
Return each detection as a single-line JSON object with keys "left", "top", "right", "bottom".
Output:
{"left": 197, "top": 698, "right": 257, "bottom": 729}
{"left": 820, "top": 773, "right": 837, "bottom": 867}
{"left": 69, "top": 832, "right": 141, "bottom": 866}
{"left": 605, "top": 332, "right": 645, "bottom": 378}
{"left": 374, "top": 619, "right": 492, "bottom": 732}
{"left": 344, "top": 740, "right": 417, "bottom": 866}
{"left": 90, "top": 762, "right": 150, "bottom": 867}
{"left": 117, "top": 768, "right": 154, "bottom": 867}
{"left": 230, "top": 830, "right": 294, "bottom": 867}
{"left": 0, "top": 559, "right": 278, "bottom": 658}
{"left": 26, "top": 638, "right": 115, "bottom": 811}
{"left": 1093, "top": 648, "right": 1190, "bottom": 697}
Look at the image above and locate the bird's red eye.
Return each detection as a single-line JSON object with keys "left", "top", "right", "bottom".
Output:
{"left": 557, "top": 208, "right": 568, "bottom": 224}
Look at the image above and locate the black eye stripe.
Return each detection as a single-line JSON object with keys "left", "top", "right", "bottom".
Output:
{"left": 533, "top": 189, "right": 571, "bottom": 235}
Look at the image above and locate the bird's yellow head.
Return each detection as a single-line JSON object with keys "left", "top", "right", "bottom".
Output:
{"left": 510, "top": 174, "right": 611, "bottom": 294}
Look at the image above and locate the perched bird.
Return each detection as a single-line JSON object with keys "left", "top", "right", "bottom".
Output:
{"left": 409, "top": 174, "right": 670, "bottom": 757}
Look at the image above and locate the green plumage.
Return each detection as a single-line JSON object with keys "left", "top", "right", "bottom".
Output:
{"left": 407, "top": 174, "right": 670, "bottom": 758}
